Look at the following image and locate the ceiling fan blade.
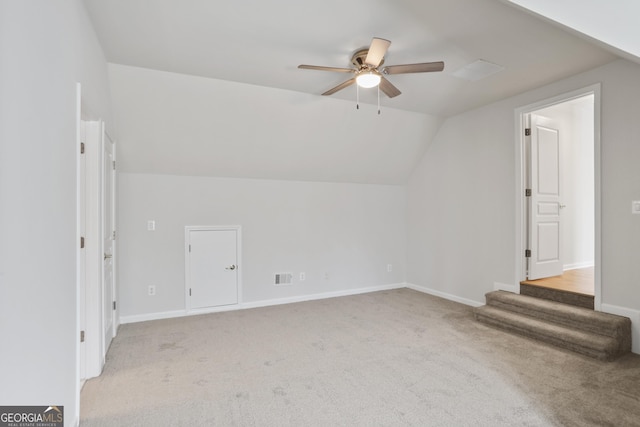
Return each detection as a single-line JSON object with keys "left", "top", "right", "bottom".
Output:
{"left": 364, "top": 37, "right": 391, "bottom": 67}
{"left": 298, "top": 64, "right": 355, "bottom": 73}
{"left": 322, "top": 78, "right": 356, "bottom": 96}
{"left": 382, "top": 61, "right": 445, "bottom": 75}
{"left": 379, "top": 76, "right": 401, "bottom": 98}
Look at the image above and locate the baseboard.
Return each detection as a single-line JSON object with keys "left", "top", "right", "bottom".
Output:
{"left": 493, "top": 281, "right": 520, "bottom": 293}
{"left": 120, "top": 310, "right": 187, "bottom": 324}
{"left": 601, "top": 303, "right": 640, "bottom": 355}
{"left": 119, "top": 283, "right": 406, "bottom": 324}
{"left": 564, "top": 262, "right": 595, "bottom": 271}
{"left": 406, "top": 283, "right": 484, "bottom": 307}
{"left": 241, "top": 283, "right": 406, "bottom": 310}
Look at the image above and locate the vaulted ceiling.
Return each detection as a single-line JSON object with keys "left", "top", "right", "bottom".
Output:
{"left": 83, "top": 0, "right": 624, "bottom": 184}
{"left": 84, "top": 0, "right": 617, "bottom": 117}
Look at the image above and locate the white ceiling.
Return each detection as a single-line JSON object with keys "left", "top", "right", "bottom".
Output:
{"left": 84, "top": 0, "right": 618, "bottom": 117}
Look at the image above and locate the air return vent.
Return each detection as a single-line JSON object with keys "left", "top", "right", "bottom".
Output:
{"left": 274, "top": 273, "right": 293, "bottom": 285}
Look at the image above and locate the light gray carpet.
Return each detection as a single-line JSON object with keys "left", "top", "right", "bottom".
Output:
{"left": 80, "top": 289, "right": 640, "bottom": 426}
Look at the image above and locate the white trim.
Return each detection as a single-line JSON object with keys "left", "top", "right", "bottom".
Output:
{"left": 493, "top": 281, "right": 519, "bottom": 293}
{"left": 120, "top": 282, "right": 405, "bottom": 324}
{"left": 241, "top": 283, "right": 405, "bottom": 310}
{"left": 74, "top": 82, "right": 82, "bottom": 427}
{"left": 514, "top": 83, "right": 602, "bottom": 309}
{"left": 563, "top": 261, "right": 594, "bottom": 271}
{"left": 601, "top": 303, "right": 640, "bottom": 355}
{"left": 120, "top": 310, "right": 188, "bottom": 324}
{"left": 406, "top": 283, "right": 484, "bottom": 307}
{"left": 184, "top": 225, "right": 243, "bottom": 312}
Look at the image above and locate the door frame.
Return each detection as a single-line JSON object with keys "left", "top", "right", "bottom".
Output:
{"left": 184, "top": 225, "right": 242, "bottom": 313}
{"left": 514, "top": 83, "right": 601, "bottom": 310}
{"left": 101, "top": 125, "right": 117, "bottom": 353}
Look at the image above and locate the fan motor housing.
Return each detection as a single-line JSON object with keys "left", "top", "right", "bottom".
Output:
{"left": 351, "top": 48, "right": 384, "bottom": 70}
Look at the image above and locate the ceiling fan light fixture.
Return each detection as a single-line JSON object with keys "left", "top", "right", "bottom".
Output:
{"left": 356, "top": 71, "right": 381, "bottom": 88}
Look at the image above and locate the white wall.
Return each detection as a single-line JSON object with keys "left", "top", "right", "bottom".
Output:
{"left": 118, "top": 173, "right": 406, "bottom": 319}
{"left": 107, "top": 63, "right": 442, "bottom": 186}
{"left": 407, "top": 58, "right": 640, "bottom": 349}
{"left": 0, "top": 1, "right": 112, "bottom": 425}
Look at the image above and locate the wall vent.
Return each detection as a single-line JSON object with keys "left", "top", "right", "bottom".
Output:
{"left": 274, "top": 273, "right": 293, "bottom": 285}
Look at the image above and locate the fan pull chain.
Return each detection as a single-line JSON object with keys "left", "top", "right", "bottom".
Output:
{"left": 377, "top": 85, "right": 381, "bottom": 115}
{"left": 356, "top": 84, "right": 360, "bottom": 109}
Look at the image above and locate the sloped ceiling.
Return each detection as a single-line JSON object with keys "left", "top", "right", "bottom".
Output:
{"left": 506, "top": 0, "right": 640, "bottom": 63}
{"left": 85, "top": 0, "right": 617, "bottom": 117}
{"left": 84, "top": 0, "right": 621, "bottom": 184}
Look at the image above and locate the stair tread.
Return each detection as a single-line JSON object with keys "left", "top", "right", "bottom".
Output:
{"left": 475, "top": 292, "right": 631, "bottom": 361}
{"left": 486, "top": 291, "right": 629, "bottom": 330}
{"left": 474, "top": 305, "right": 615, "bottom": 350}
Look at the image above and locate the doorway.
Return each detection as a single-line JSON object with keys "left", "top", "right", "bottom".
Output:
{"left": 185, "top": 226, "right": 241, "bottom": 312}
{"left": 515, "top": 85, "right": 601, "bottom": 309}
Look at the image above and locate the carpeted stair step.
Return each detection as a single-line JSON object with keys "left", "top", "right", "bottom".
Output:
{"left": 485, "top": 291, "right": 629, "bottom": 340}
{"left": 474, "top": 291, "right": 631, "bottom": 361}
{"left": 474, "top": 305, "right": 619, "bottom": 360}
{"left": 520, "top": 283, "right": 594, "bottom": 309}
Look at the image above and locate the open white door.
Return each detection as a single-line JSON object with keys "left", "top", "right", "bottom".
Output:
{"left": 102, "top": 126, "right": 115, "bottom": 353}
{"left": 528, "top": 114, "right": 563, "bottom": 279}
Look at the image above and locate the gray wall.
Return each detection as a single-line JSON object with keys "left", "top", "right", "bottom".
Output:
{"left": 118, "top": 173, "right": 407, "bottom": 319}
{"left": 407, "top": 59, "right": 640, "bottom": 349}
{"left": 0, "top": 1, "right": 113, "bottom": 425}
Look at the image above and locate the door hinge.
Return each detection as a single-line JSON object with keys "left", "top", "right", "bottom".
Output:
{"left": 189, "top": 244, "right": 191, "bottom": 252}
{"left": 80, "top": 330, "right": 85, "bottom": 343}
{"left": 189, "top": 288, "right": 192, "bottom": 297}
{"left": 525, "top": 249, "right": 531, "bottom": 258}
{"left": 525, "top": 188, "right": 532, "bottom": 197}
{"left": 80, "top": 142, "right": 85, "bottom": 154}
{"left": 113, "top": 230, "right": 116, "bottom": 240}
{"left": 525, "top": 128, "right": 531, "bottom": 136}
{"left": 80, "top": 236, "right": 85, "bottom": 249}
{"left": 112, "top": 160, "right": 116, "bottom": 170}
{"left": 113, "top": 301, "right": 117, "bottom": 310}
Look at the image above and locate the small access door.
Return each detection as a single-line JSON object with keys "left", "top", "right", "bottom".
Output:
{"left": 186, "top": 227, "right": 239, "bottom": 310}
{"left": 527, "top": 114, "right": 563, "bottom": 280}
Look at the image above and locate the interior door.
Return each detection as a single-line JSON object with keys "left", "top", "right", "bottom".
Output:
{"left": 187, "top": 229, "right": 238, "bottom": 310}
{"left": 528, "top": 114, "right": 563, "bottom": 279}
{"left": 102, "top": 127, "right": 115, "bottom": 352}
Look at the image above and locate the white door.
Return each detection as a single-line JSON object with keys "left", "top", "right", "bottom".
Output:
{"left": 187, "top": 228, "right": 239, "bottom": 310}
{"left": 528, "top": 114, "right": 563, "bottom": 279}
{"left": 102, "top": 128, "right": 115, "bottom": 352}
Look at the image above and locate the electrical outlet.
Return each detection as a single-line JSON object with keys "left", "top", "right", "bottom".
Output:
{"left": 148, "top": 285, "right": 156, "bottom": 296}
{"left": 147, "top": 220, "right": 156, "bottom": 231}
{"left": 387, "top": 264, "right": 393, "bottom": 272}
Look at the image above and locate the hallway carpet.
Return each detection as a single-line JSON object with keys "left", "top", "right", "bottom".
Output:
{"left": 81, "top": 289, "right": 640, "bottom": 426}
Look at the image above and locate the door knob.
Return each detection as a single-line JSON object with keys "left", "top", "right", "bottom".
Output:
{"left": 225, "top": 264, "right": 236, "bottom": 270}
{"left": 104, "top": 253, "right": 113, "bottom": 260}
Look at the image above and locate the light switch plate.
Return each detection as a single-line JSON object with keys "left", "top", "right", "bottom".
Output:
{"left": 632, "top": 201, "right": 640, "bottom": 214}
{"left": 147, "top": 220, "right": 156, "bottom": 231}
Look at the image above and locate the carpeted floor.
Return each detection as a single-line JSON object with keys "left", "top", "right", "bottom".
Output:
{"left": 80, "top": 289, "right": 640, "bottom": 426}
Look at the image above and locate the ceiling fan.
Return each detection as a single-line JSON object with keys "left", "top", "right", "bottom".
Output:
{"left": 298, "top": 37, "right": 444, "bottom": 98}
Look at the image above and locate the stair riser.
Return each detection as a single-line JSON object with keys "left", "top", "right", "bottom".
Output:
{"left": 474, "top": 313, "right": 619, "bottom": 361}
{"left": 476, "top": 291, "right": 632, "bottom": 361}
{"left": 486, "top": 298, "right": 625, "bottom": 338}
{"left": 520, "top": 284, "right": 594, "bottom": 309}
